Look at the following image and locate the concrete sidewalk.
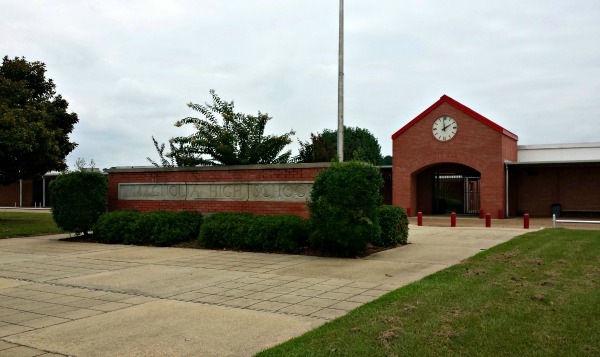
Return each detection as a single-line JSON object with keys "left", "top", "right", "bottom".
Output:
{"left": 0, "top": 225, "right": 527, "bottom": 357}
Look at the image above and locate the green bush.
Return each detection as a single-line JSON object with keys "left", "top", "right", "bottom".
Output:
{"left": 376, "top": 205, "right": 409, "bottom": 246}
{"left": 199, "top": 212, "right": 308, "bottom": 253}
{"left": 49, "top": 171, "right": 107, "bottom": 235}
{"left": 199, "top": 212, "right": 253, "bottom": 249}
{"left": 94, "top": 210, "right": 140, "bottom": 244}
{"left": 246, "top": 215, "right": 309, "bottom": 252}
{"left": 308, "top": 161, "right": 383, "bottom": 256}
{"left": 135, "top": 211, "right": 203, "bottom": 246}
{"left": 93, "top": 210, "right": 202, "bottom": 246}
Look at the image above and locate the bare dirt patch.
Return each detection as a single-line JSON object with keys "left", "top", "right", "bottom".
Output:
{"left": 404, "top": 304, "right": 417, "bottom": 312}
{"left": 466, "top": 268, "right": 487, "bottom": 276}
{"left": 531, "top": 294, "right": 546, "bottom": 302}
{"left": 526, "top": 258, "right": 544, "bottom": 266}
{"left": 379, "top": 327, "right": 404, "bottom": 347}
{"left": 434, "top": 325, "right": 458, "bottom": 339}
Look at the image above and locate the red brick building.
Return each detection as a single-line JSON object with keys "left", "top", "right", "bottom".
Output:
{"left": 392, "top": 95, "right": 600, "bottom": 218}
{"left": 507, "top": 144, "right": 600, "bottom": 217}
{"left": 0, "top": 173, "right": 58, "bottom": 208}
{"left": 6, "top": 95, "right": 598, "bottom": 218}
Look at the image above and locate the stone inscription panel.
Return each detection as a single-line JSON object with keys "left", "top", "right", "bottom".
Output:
{"left": 118, "top": 182, "right": 312, "bottom": 202}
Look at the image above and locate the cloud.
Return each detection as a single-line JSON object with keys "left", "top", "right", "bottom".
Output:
{"left": 1, "top": 0, "right": 599, "bottom": 169}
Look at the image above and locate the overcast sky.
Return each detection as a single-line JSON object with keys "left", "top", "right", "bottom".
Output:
{"left": 2, "top": 0, "right": 599, "bottom": 169}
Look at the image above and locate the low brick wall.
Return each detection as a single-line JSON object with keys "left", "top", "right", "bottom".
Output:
{"left": 107, "top": 163, "right": 330, "bottom": 219}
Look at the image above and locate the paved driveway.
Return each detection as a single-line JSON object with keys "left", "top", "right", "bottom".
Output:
{"left": 0, "top": 225, "right": 526, "bottom": 356}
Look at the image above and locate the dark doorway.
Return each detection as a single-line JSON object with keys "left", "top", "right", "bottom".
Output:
{"left": 32, "top": 176, "right": 56, "bottom": 207}
{"left": 433, "top": 174, "right": 480, "bottom": 214}
{"left": 415, "top": 163, "right": 481, "bottom": 215}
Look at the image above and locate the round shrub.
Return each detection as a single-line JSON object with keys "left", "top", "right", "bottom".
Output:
{"left": 199, "top": 212, "right": 253, "bottom": 249}
{"left": 308, "top": 161, "right": 383, "bottom": 256}
{"left": 175, "top": 211, "right": 204, "bottom": 241}
{"left": 376, "top": 205, "right": 409, "bottom": 246}
{"left": 94, "top": 210, "right": 140, "bottom": 244}
{"left": 49, "top": 171, "right": 107, "bottom": 235}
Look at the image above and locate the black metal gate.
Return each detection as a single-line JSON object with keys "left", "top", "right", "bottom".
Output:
{"left": 464, "top": 176, "right": 480, "bottom": 214}
{"left": 433, "top": 173, "right": 480, "bottom": 214}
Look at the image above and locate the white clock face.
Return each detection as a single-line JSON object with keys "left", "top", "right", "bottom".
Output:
{"left": 432, "top": 116, "right": 458, "bottom": 142}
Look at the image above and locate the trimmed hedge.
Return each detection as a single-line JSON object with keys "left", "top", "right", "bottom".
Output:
{"left": 308, "top": 161, "right": 383, "bottom": 256}
{"left": 375, "top": 205, "right": 409, "bottom": 246}
{"left": 198, "top": 212, "right": 253, "bottom": 249}
{"left": 199, "top": 212, "right": 308, "bottom": 253}
{"left": 247, "top": 215, "right": 309, "bottom": 252}
{"left": 94, "top": 210, "right": 140, "bottom": 244}
{"left": 49, "top": 171, "right": 107, "bottom": 235}
{"left": 93, "top": 210, "right": 202, "bottom": 246}
{"left": 134, "top": 211, "right": 203, "bottom": 246}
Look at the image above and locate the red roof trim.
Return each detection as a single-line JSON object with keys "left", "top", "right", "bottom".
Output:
{"left": 391, "top": 95, "right": 518, "bottom": 141}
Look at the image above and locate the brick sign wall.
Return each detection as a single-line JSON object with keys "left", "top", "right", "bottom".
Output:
{"left": 107, "top": 163, "right": 330, "bottom": 218}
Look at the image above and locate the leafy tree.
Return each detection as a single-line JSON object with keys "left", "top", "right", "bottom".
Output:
{"left": 160, "top": 90, "right": 295, "bottom": 166}
{"left": 0, "top": 56, "right": 78, "bottom": 185}
{"left": 296, "top": 126, "right": 383, "bottom": 165}
{"left": 382, "top": 155, "right": 392, "bottom": 165}
{"left": 147, "top": 136, "right": 175, "bottom": 167}
{"left": 296, "top": 133, "right": 337, "bottom": 163}
{"left": 74, "top": 158, "right": 96, "bottom": 171}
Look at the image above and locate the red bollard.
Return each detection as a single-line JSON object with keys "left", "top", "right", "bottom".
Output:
{"left": 417, "top": 212, "right": 423, "bottom": 226}
{"left": 524, "top": 213, "right": 530, "bottom": 229}
{"left": 451, "top": 212, "right": 456, "bottom": 227}
{"left": 407, "top": 207, "right": 411, "bottom": 217}
{"left": 485, "top": 213, "right": 491, "bottom": 228}
{"left": 498, "top": 209, "right": 503, "bottom": 219}
{"left": 479, "top": 209, "right": 484, "bottom": 219}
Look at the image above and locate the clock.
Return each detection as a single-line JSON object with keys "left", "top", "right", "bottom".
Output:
{"left": 432, "top": 116, "right": 458, "bottom": 142}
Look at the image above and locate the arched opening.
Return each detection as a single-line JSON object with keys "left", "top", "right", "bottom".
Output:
{"left": 414, "top": 163, "right": 481, "bottom": 215}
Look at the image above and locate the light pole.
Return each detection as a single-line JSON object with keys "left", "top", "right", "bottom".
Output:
{"left": 337, "top": 0, "right": 344, "bottom": 162}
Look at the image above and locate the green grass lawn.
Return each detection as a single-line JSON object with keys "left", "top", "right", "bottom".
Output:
{"left": 257, "top": 229, "right": 600, "bottom": 356}
{"left": 0, "top": 211, "right": 63, "bottom": 238}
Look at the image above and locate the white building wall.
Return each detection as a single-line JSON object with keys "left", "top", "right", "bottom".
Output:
{"left": 517, "top": 142, "right": 600, "bottom": 163}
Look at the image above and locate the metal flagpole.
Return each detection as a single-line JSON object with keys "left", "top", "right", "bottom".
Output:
{"left": 337, "top": 0, "right": 344, "bottom": 162}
